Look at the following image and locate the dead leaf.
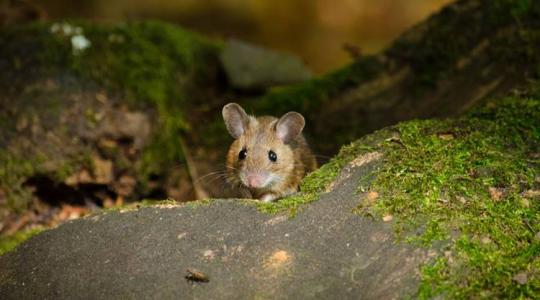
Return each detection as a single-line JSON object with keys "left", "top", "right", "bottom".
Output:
{"left": 3, "top": 212, "right": 32, "bottom": 235}
{"left": 56, "top": 204, "right": 88, "bottom": 221}
{"left": 102, "top": 197, "right": 115, "bottom": 208}
{"left": 480, "top": 236, "right": 492, "bottom": 244}
{"left": 95, "top": 92, "right": 107, "bottom": 103}
{"left": 437, "top": 132, "right": 455, "bottom": 140}
{"left": 367, "top": 191, "right": 379, "bottom": 204}
{"left": 382, "top": 215, "right": 393, "bottom": 222}
{"left": 264, "top": 250, "right": 291, "bottom": 270}
{"left": 64, "top": 169, "right": 92, "bottom": 186}
{"left": 521, "top": 190, "right": 540, "bottom": 200}
{"left": 513, "top": 272, "right": 528, "bottom": 285}
{"left": 115, "top": 196, "right": 124, "bottom": 206}
{"left": 92, "top": 155, "right": 113, "bottom": 184}
{"left": 488, "top": 187, "right": 505, "bottom": 201}
{"left": 114, "top": 175, "right": 137, "bottom": 196}
{"left": 349, "top": 152, "right": 382, "bottom": 168}
{"left": 15, "top": 116, "right": 28, "bottom": 131}
{"left": 98, "top": 138, "right": 118, "bottom": 149}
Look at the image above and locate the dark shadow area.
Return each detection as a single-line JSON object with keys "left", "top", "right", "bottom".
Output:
{"left": 24, "top": 175, "right": 114, "bottom": 207}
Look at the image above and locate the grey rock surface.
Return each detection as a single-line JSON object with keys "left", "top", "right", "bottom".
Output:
{"left": 0, "top": 154, "right": 427, "bottom": 299}
{"left": 220, "top": 39, "right": 312, "bottom": 89}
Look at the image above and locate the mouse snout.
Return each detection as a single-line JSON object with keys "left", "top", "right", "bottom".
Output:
{"left": 245, "top": 172, "right": 267, "bottom": 188}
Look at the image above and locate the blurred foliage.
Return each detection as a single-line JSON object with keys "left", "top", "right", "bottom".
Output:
{"left": 19, "top": 0, "right": 453, "bottom": 73}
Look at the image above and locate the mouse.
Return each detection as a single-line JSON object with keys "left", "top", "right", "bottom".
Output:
{"left": 222, "top": 103, "right": 317, "bottom": 202}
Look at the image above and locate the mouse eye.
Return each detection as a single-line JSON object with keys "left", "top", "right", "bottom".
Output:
{"left": 268, "top": 150, "right": 277, "bottom": 162}
{"left": 238, "top": 148, "right": 247, "bottom": 160}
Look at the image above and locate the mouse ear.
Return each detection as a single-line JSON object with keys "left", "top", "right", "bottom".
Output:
{"left": 222, "top": 103, "right": 250, "bottom": 139}
{"left": 275, "top": 112, "right": 305, "bottom": 143}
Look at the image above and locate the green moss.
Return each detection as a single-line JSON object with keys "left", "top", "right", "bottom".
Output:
{"left": 0, "top": 151, "right": 40, "bottom": 211}
{"left": 0, "top": 20, "right": 222, "bottom": 186}
{"left": 253, "top": 57, "right": 383, "bottom": 115}
{"left": 0, "top": 227, "right": 45, "bottom": 256}
{"left": 0, "top": 148, "right": 92, "bottom": 212}
{"left": 387, "top": 0, "right": 540, "bottom": 89}
{"left": 77, "top": 21, "right": 219, "bottom": 179}
{"left": 357, "top": 97, "right": 540, "bottom": 298}
{"left": 257, "top": 132, "right": 384, "bottom": 215}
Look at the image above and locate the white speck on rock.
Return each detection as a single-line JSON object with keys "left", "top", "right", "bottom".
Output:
{"left": 203, "top": 250, "right": 216, "bottom": 261}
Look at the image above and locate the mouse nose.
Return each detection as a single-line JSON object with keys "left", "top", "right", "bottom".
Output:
{"left": 246, "top": 173, "right": 265, "bottom": 188}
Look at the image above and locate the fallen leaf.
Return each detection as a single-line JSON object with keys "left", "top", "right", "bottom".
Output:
{"left": 513, "top": 272, "right": 528, "bottom": 285}
{"left": 264, "top": 250, "right": 291, "bottom": 270}
{"left": 382, "top": 215, "right": 393, "bottom": 222}
{"left": 114, "top": 175, "right": 137, "bottom": 196}
{"left": 367, "top": 191, "right": 379, "bottom": 204}
{"left": 102, "top": 197, "right": 115, "bottom": 208}
{"left": 64, "top": 169, "right": 92, "bottom": 186}
{"left": 481, "top": 236, "right": 492, "bottom": 244}
{"left": 92, "top": 155, "right": 113, "bottom": 184}
{"left": 521, "top": 190, "right": 540, "bottom": 200}
{"left": 437, "top": 132, "right": 455, "bottom": 140}
{"left": 98, "top": 138, "right": 117, "bottom": 149}
{"left": 95, "top": 92, "right": 108, "bottom": 103}
{"left": 488, "top": 187, "right": 505, "bottom": 201}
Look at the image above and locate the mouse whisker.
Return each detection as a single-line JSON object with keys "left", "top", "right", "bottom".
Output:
{"left": 196, "top": 171, "right": 228, "bottom": 183}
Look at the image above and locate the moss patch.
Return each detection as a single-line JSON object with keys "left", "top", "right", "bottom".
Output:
{"left": 0, "top": 20, "right": 222, "bottom": 189}
{"left": 0, "top": 227, "right": 45, "bottom": 256}
{"left": 387, "top": 0, "right": 540, "bottom": 89}
{"left": 253, "top": 57, "right": 383, "bottom": 115}
{"left": 256, "top": 131, "right": 386, "bottom": 215}
{"left": 355, "top": 96, "right": 540, "bottom": 298}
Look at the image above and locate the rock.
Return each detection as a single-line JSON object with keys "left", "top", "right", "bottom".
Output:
{"left": 0, "top": 153, "right": 429, "bottom": 299}
{"left": 220, "top": 39, "right": 312, "bottom": 90}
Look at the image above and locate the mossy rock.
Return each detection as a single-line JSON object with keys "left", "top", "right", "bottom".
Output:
{"left": 0, "top": 19, "right": 322, "bottom": 214}
{"left": 3, "top": 0, "right": 540, "bottom": 214}
{"left": 220, "top": 39, "right": 312, "bottom": 89}
{"left": 247, "top": 0, "right": 540, "bottom": 154}
{"left": 0, "top": 20, "right": 227, "bottom": 212}
{"left": 1, "top": 92, "right": 538, "bottom": 298}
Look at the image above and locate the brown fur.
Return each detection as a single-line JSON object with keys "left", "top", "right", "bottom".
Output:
{"left": 225, "top": 108, "right": 317, "bottom": 201}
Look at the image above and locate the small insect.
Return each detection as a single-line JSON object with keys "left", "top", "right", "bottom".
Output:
{"left": 185, "top": 268, "right": 209, "bottom": 283}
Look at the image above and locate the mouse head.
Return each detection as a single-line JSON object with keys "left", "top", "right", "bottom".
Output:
{"left": 222, "top": 103, "right": 305, "bottom": 191}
